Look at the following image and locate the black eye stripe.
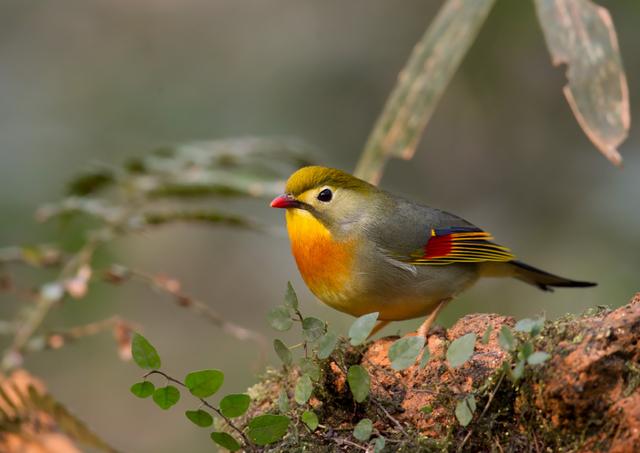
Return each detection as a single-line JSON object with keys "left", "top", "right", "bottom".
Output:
{"left": 317, "top": 188, "right": 333, "bottom": 202}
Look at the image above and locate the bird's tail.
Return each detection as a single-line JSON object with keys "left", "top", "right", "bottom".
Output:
{"left": 509, "top": 260, "right": 596, "bottom": 292}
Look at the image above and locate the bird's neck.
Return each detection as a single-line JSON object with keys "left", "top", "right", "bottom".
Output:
{"left": 285, "top": 209, "right": 356, "bottom": 301}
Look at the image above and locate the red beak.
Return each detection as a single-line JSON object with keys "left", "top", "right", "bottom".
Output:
{"left": 270, "top": 194, "right": 299, "bottom": 209}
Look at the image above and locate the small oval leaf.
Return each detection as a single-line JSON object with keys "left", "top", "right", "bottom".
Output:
{"left": 498, "top": 326, "right": 516, "bottom": 352}
{"left": 455, "top": 395, "right": 476, "bottom": 427}
{"left": 247, "top": 414, "right": 290, "bottom": 445}
{"left": 419, "top": 347, "right": 431, "bottom": 368}
{"left": 481, "top": 325, "right": 493, "bottom": 344}
{"left": 152, "top": 385, "right": 180, "bottom": 410}
{"left": 211, "top": 432, "right": 241, "bottom": 452}
{"left": 348, "top": 312, "right": 379, "bottom": 346}
{"left": 185, "top": 370, "right": 224, "bottom": 398}
{"left": 268, "top": 306, "right": 293, "bottom": 332}
{"left": 316, "top": 331, "right": 339, "bottom": 359}
{"left": 347, "top": 365, "right": 370, "bottom": 403}
{"left": 273, "top": 339, "right": 292, "bottom": 366}
{"left": 130, "top": 381, "right": 155, "bottom": 398}
{"left": 527, "top": 351, "right": 550, "bottom": 365}
{"left": 185, "top": 409, "right": 213, "bottom": 427}
{"left": 220, "top": 394, "right": 251, "bottom": 418}
{"left": 353, "top": 418, "right": 373, "bottom": 441}
{"left": 284, "top": 282, "right": 299, "bottom": 310}
{"left": 295, "top": 375, "right": 313, "bottom": 405}
{"left": 302, "top": 317, "right": 325, "bottom": 341}
{"left": 446, "top": 333, "right": 476, "bottom": 368}
{"left": 299, "top": 358, "right": 321, "bottom": 381}
{"left": 278, "top": 388, "right": 289, "bottom": 413}
{"left": 388, "top": 336, "right": 425, "bottom": 370}
{"left": 301, "top": 410, "right": 319, "bottom": 431}
{"left": 131, "top": 333, "right": 161, "bottom": 370}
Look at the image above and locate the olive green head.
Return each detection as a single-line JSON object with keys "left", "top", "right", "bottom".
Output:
{"left": 271, "top": 166, "right": 381, "bottom": 231}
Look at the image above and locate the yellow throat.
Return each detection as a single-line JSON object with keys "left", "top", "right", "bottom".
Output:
{"left": 285, "top": 209, "right": 355, "bottom": 303}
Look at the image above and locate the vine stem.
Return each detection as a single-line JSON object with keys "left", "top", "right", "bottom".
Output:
{"left": 458, "top": 371, "right": 506, "bottom": 452}
{"left": 143, "top": 370, "right": 255, "bottom": 451}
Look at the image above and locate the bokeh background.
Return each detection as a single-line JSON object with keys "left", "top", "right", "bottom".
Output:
{"left": 1, "top": 1, "right": 638, "bottom": 451}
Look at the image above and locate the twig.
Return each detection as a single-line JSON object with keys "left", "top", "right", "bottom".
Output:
{"left": 292, "top": 307, "right": 308, "bottom": 357}
{"left": 26, "top": 316, "right": 137, "bottom": 357}
{"left": 331, "top": 437, "right": 368, "bottom": 451}
{"left": 458, "top": 372, "right": 506, "bottom": 452}
{"left": 1, "top": 238, "right": 101, "bottom": 370}
{"left": 371, "top": 399, "right": 409, "bottom": 439}
{"left": 143, "top": 370, "right": 255, "bottom": 451}
{"left": 124, "top": 268, "right": 268, "bottom": 360}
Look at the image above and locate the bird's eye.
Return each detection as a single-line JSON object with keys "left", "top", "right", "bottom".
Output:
{"left": 317, "top": 188, "right": 333, "bottom": 202}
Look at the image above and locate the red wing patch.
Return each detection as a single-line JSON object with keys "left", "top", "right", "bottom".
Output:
{"left": 409, "top": 227, "right": 515, "bottom": 265}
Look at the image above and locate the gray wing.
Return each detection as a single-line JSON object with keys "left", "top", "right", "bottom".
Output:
{"left": 368, "top": 194, "right": 478, "bottom": 258}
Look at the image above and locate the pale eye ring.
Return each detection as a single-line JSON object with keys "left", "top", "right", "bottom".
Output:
{"left": 317, "top": 188, "right": 333, "bottom": 202}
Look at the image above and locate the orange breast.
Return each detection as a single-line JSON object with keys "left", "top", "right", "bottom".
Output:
{"left": 286, "top": 210, "right": 355, "bottom": 302}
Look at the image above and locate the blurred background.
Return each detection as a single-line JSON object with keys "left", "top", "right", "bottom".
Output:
{"left": 0, "top": 1, "right": 638, "bottom": 451}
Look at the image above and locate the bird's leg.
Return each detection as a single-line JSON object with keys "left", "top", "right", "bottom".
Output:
{"left": 367, "top": 320, "right": 391, "bottom": 340}
{"left": 417, "top": 298, "right": 451, "bottom": 339}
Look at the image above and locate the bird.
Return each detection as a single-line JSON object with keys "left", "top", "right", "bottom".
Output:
{"left": 270, "top": 166, "right": 596, "bottom": 339}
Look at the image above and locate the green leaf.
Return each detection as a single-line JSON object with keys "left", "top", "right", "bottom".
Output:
{"left": 278, "top": 389, "right": 289, "bottom": 413}
{"left": 284, "top": 282, "right": 299, "bottom": 310}
{"left": 299, "top": 358, "right": 321, "bottom": 381}
{"left": 152, "top": 385, "right": 180, "bottom": 410}
{"left": 220, "top": 394, "right": 251, "bottom": 418}
{"left": 295, "top": 375, "right": 313, "bottom": 405}
{"left": 211, "top": 432, "right": 241, "bottom": 452}
{"left": 302, "top": 317, "right": 325, "bottom": 341}
{"left": 131, "top": 333, "right": 161, "bottom": 370}
{"left": 481, "top": 325, "right": 493, "bottom": 344}
{"left": 515, "top": 317, "right": 544, "bottom": 336}
{"left": 388, "top": 336, "right": 425, "bottom": 370}
{"left": 455, "top": 395, "right": 476, "bottom": 427}
{"left": 348, "top": 312, "right": 379, "bottom": 346}
{"left": 268, "top": 306, "right": 293, "bottom": 332}
{"left": 420, "top": 405, "right": 433, "bottom": 414}
{"left": 273, "top": 339, "right": 292, "bottom": 366}
{"left": 511, "top": 359, "right": 525, "bottom": 382}
{"left": 247, "top": 414, "right": 290, "bottom": 445}
{"left": 446, "top": 333, "right": 476, "bottom": 368}
{"left": 353, "top": 418, "right": 373, "bottom": 442}
{"left": 185, "top": 370, "right": 224, "bottom": 398}
{"left": 498, "top": 326, "right": 516, "bottom": 352}
{"left": 527, "top": 351, "right": 550, "bottom": 365}
{"left": 419, "top": 346, "right": 431, "bottom": 368}
{"left": 520, "top": 341, "right": 534, "bottom": 360}
{"left": 130, "top": 381, "right": 155, "bottom": 398}
{"left": 316, "top": 331, "right": 339, "bottom": 359}
{"left": 347, "top": 365, "right": 370, "bottom": 403}
{"left": 301, "top": 410, "right": 319, "bottom": 431}
{"left": 185, "top": 409, "right": 213, "bottom": 427}
{"left": 374, "top": 436, "right": 386, "bottom": 453}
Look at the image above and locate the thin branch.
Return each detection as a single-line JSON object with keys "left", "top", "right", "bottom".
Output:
{"left": 371, "top": 399, "right": 409, "bottom": 439}
{"left": 123, "top": 268, "right": 268, "bottom": 358}
{"left": 25, "top": 316, "right": 137, "bottom": 360}
{"left": 458, "top": 371, "right": 505, "bottom": 452}
{"left": 331, "top": 437, "right": 368, "bottom": 451}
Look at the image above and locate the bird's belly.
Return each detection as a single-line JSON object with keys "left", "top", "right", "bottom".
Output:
{"left": 325, "top": 262, "right": 480, "bottom": 321}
